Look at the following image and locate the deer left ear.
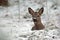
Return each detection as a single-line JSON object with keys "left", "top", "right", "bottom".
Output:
{"left": 38, "top": 7, "right": 44, "bottom": 15}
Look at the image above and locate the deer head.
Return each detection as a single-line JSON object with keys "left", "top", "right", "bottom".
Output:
{"left": 28, "top": 7, "right": 45, "bottom": 30}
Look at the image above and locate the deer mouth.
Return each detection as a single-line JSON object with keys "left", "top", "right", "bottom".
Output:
{"left": 33, "top": 19, "right": 37, "bottom": 22}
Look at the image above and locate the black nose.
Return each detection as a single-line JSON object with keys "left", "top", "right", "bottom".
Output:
{"left": 33, "top": 19, "right": 37, "bottom": 22}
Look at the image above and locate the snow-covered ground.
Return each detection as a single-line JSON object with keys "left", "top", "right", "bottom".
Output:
{"left": 0, "top": 0, "right": 60, "bottom": 40}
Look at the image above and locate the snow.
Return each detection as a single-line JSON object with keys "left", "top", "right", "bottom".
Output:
{"left": 0, "top": 0, "right": 60, "bottom": 40}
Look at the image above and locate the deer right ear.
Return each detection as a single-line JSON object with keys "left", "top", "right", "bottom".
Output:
{"left": 28, "top": 7, "right": 34, "bottom": 15}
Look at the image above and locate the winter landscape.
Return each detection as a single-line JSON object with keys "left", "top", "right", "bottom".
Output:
{"left": 0, "top": 0, "right": 60, "bottom": 40}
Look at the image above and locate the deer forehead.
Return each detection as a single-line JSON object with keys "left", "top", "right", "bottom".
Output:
{"left": 33, "top": 12, "right": 38, "bottom": 15}
{"left": 32, "top": 12, "right": 39, "bottom": 16}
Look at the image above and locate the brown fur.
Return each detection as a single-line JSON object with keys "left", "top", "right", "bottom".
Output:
{"left": 28, "top": 7, "right": 45, "bottom": 30}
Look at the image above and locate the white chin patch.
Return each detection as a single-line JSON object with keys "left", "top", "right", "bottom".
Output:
{"left": 33, "top": 18, "right": 36, "bottom": 19}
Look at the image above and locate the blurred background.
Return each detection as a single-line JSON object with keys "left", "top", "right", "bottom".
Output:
{"left": 0, "top": 0, "right": 60, "bottom": 40}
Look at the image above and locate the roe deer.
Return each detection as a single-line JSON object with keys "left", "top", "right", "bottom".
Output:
{"left": 28, "top": 7, "right": 45, "bottom": 30}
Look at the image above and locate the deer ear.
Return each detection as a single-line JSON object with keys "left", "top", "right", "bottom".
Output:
{"left": 28, "top": 7, "right": 34, "bottom": 15}
{"left": 38, "top": 7, "right": 44, "bottom": 15}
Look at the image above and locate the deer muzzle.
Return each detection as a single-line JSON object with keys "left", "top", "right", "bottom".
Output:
{"left": 33, "top": 18, "right": 37, "bottom": 22}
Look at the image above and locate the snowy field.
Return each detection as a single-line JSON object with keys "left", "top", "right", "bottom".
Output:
{"left": 0, "top": 0, "right": 60, "bottom": 40}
